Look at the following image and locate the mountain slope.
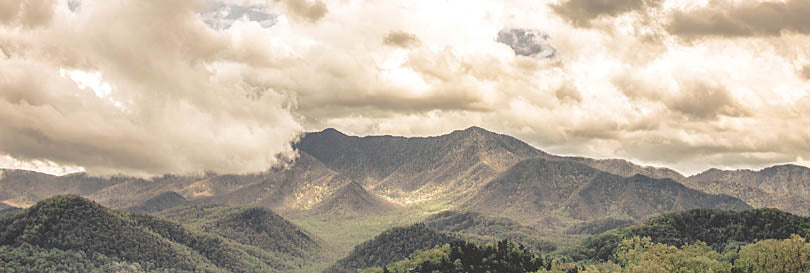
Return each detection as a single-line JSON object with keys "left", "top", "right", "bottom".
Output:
{"left": 297, "top": 127, "right": 548, "bottom": 203}
{"left": 0, "top": 195, "right": 281, "bottom": 272}
{"left": 685, "top": 164, "right": 810, "bottom": 215}
{"left": 313, "top": 181, "right": 399, "bottom": 216}
{"left": 465, "top": 158, "right": 751, "bottom": 224}
{"left": 424, "top": 210, "right": 556, "bottom": 253}
{"left": 127, "top": 191, "right": 189, "bottom": 213}
{"left": 158, "top": 203, "right": 322, "bottom": 265}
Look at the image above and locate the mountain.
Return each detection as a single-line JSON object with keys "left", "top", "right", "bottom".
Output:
{"left": 464, "top": 158, "right": 751, "bottom": 224}
{"left": 313, "top": 181, "right": 399, "bottom": 216}
{"left": 158, "top": 203, "right": 322, "bottom": 265}
{"left": 297, "top": 127, "right": 547, "bottom": 203}
{"left": 0, "top": 127, "right": 757, "bottom": 235}
{"left": 684, "top": 164, "right": 810, "bottom": 215}
{"left": 567, "top": 208, "right": 810, "bottom": 261}
{"left": 127, "top": 191, "right": 189, "bottom": 213}
{"left": 325, "top": 223, "right": 460, "bottom": 273}
{"left": 424, "top": 210, "right": 556, "bottom": 253}
{"left": 0, "top": 195, "right": 295, "bottom": 272}
{"left": 567, "top": 157, "right": 685, "bottom": 181}
{"left": 0, "top": 170, "right": 124, "bottom": 208}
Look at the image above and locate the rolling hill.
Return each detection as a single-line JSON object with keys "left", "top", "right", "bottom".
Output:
{"left": 0, "top": 195, "right": 301, "bottom": 272}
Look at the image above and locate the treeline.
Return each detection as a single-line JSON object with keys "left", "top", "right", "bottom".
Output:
{"left": 360, "top": 208, "right": 810, "bottom": 273}
{"left": 326, "top": 223, "right": 460, "bottom": 273}
{"left": 361, "top": 235, "right": 810, "bottom": 273}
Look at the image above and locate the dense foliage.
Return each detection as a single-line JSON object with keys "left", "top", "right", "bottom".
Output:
{"left": 565, "top": 218, "right": 635, "bottom": 235}
{"left": 0, "top": 195, "right": 298, "bottom": 272}
{"left": 365, "top": 235, "right": 810, "bottom": 273}
{"left": 325, "top": 223, "right": 460, "bottom": 273}
{"left": 425, "top": 211, "right": 556, "bottom": 253}
{"left": 565, "top": 208, "right": 810, "bottom": 261}
{"left": 158, "top": 204, "right": 321, "bottom": 266}
{"left": 361, "top": 240, "right": 545, "bottom": 273}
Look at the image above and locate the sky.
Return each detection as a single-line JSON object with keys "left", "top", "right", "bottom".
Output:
{"left": 0, "top": 0, "right": 809, "bottom": 177}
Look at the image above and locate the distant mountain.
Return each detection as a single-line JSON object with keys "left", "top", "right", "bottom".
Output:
{"left": 127, "top": 191, "right": 189, "bottom": 213}
{"left": 0, "top": 126, "right": 755, "bottom": 228}
{"left": 568, "top": 208, "right": 810, "bottom": 262}
{"left": 464, "top": 158, "right": 750, "bottom": 223}
{"left": 567, "top": 157, "right": 685, "bottom": 181}
{"left": 0, "top": 170, "right": 123, "bottom": 207}
{"left": 0, "top": 195, "right": 292, "bottom": 272}
{"left": 424, "top": 210, "right": 555, "bottom": 253}
{"left": 685, "top": 164, "right": 810, "bottom": 215}
{"left": 158, "top": 204, "right": 322, "bottom": 265}
{"left": 297, "top": 127, "right": 546, "bottom": 203}
{"left": 325, "top": 223, "right": 460, "bottom": 273}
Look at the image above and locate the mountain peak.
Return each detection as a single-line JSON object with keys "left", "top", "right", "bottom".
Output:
{"left": 464, "top": 126, "right": 489, "bottom": 132}
{"left": 319, "top": 127, "right": 347, "bottom": 136}
{"left": 30, "top": 195, "right": 105, "bottom": 214}
{"left": 764, "top": 164, "right": 809, "bottom": 172}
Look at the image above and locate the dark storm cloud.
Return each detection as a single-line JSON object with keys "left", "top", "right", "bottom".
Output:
{"left": 667, "top": 0, "right": 810, "bottom": 38}
{"left": 496, "top": 28, "right": 557, "bottom": 58}
{"left": 550, "top": 0, "right": 661, "bottom": 27}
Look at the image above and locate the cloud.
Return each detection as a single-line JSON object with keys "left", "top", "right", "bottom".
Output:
{"left": 201, "top": 1, "right": 278, "bottom": 30}
{"left": 667, "top": 0, "right": 810, "bottom": 38}
{"left": 383, "top": 31, "right": 420, "bottom": 48}
{"left": 0, "top": 0, "right": 302, "bottom": 176}
{"left": 0, "top": 0, "right": 55, "bottom": 28}
{"left": 2, "top": 0, "right": 809, "bottom": 177}
{"left": 550, "top": 0, "right": 660, "bottom": 27}
{"left": 272, "top": 0, "right": 327, "bottom": 22}
{"left": 496, "top": 28, "right": 557, "bottom": 58}
{"left": 802, "top": 65, "right": 810, "bottom": 80}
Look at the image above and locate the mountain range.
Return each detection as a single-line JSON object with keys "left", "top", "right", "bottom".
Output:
{"left": 2, "top": 126, "right": 810, "bottom": 271}
{"left": 1, "top": 127, "right": 769, "bottom": 223}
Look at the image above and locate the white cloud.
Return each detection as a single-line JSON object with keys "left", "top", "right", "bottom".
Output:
{"left": 1, "top": 0, "right": 809, "bottom": 176}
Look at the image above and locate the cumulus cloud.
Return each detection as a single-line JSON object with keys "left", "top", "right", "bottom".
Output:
{"left": 0, "top": 0, "right": 55, "bottom": 28}
{"left": 497, "top": 28, "right": 557, "bottom": 58}
{"left": 201, "top": 0, "right": 277, "bottom": 29}
{"left": 272, "top": 0, "right": 327, "bottom": 22}
{"left": 383, "top": 31, "right": 420, "bottom": 48}
{"left": 2, "top": 0, "right": 810, "bottom": 176}
{"left": 667, "top": 0, "right": 810, "bottom": 38}
{"left": 550, "top": 0, "right": 660, "bottom": 27}
{"left": 0, "top": 0, "right": 302, "bottom": 176}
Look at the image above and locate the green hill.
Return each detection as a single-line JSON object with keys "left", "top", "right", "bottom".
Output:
{"left": 567, "top": 208, "right": 810, "bottom": 262}
{"left": 325, "top": 223, "right": 460, "bottom": 273}
{"left": 0, "top": 195, "right": 306, "bottom": 272}
{"left": 424, "top": 210, "right": 556, "bottom": 253}
{"left": 158, "top": 203, "right": 323, "bottom": 266}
